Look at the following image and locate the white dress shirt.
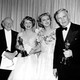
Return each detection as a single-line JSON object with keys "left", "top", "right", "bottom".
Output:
{"left": 62, "top": 23, "right": 71, "bottom": 41}
{"left": 4, "top": 29, "right": 12, "bottom": 51}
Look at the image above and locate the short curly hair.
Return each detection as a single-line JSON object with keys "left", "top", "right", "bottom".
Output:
{"left": 37, "top": 12, "right": 52, "bottom": 29}
{"left": 20, "top": 16, "right": 35, "bottom": 30}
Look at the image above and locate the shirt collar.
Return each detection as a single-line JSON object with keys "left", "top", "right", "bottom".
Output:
{"left": 4, "top": 29, "right": 11, "bottom": 33}
{"left": 66, "top": 22, "right": 71, "bottom": 31}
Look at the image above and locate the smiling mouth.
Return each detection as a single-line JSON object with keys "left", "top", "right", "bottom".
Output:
{"left": 45, "top": 22, "right": 50, "bottom": 25}
{"left": 27, "top": 26, "right": 32, "bottom": 29}
{"left": 7, "top": 27, "right": 11, "bottom": 29}
{"left": 27, "top": 26, "right": 30, "bottom": 27}
{"left": 62, "top": 21, "right": 66, "bottom": 23}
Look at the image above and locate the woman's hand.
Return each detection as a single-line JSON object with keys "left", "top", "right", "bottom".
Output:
{"left": 29, "top": 48, "right": 35, "bottom": 55}
{"left": 29, "top": 43, "right": 41, "bottom": 55}
{"left": 16, "top": 45, "right": 24, "bottom": 51}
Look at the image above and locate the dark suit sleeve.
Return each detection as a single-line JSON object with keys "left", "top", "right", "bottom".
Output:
{"left": 53, "top": 29, "right": 59, "bottom": 68}
{"left": 70, "top": 28, "right": 80, "bottom": 69}
{"left": 11, "top": 30, "right": 18, "bottom": 52}
{"left": 53, "top": 28, "right": 64, "bottom": 68}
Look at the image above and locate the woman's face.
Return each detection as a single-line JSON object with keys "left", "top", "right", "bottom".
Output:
{"left": 24, "top": 19, "right": 32, "bottom": 30}
{"left": 41, "top": 15, "right": 51, "bottom": 27}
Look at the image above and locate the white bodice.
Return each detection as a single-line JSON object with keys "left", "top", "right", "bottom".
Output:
{"left": 18, "top": 31, "right": 37, "bottom": 54}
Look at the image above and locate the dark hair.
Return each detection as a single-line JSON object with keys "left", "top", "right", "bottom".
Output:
{"left": 37, "top": 12, "right": 52, "bottom": 29}
{"left": 1, "top": 20, "right": 4, "bottom": 28}
{"left": 54, "top": 8, "right": 68, "bottom": 25}
{"left": 20, "top": 16, "right": 35, "bottom": 30}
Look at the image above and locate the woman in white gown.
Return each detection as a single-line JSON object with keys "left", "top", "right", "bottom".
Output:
{"left": 8, "top": 14, "right": 57, "bottom": 80}
{"left": 36, "top": 12, "right": 56, "bottom": 80}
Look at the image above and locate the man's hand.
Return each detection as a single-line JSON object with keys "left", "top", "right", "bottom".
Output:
{"left": 3, "top": 51, "right": 17, "bottom": 60}
{"left": 63, "top": 49, "right": 73, "bottom": 58}
{"left": 53, "top": 68, "right": 58, "bottom": 78}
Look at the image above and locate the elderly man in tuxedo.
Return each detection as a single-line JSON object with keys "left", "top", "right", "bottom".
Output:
{"left": 0, "top": 17, "right": 18, "bottom": 80}
{"left": 53, "top": 8, "right": 80, "bottom": 80}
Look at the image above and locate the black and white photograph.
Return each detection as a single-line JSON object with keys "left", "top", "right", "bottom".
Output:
{"left": 0, "top": 0, "right": 80, "bottom": 80}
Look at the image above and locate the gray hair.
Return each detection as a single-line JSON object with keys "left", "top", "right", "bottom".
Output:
{"left": 54, "top": 8, "right": 68, "bottom": 24}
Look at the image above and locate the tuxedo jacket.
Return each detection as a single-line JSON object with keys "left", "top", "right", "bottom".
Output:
{"left": 0, "top": 29, "right": 18, "bottom": 63}
{"left": 53, "top": 23, "right": 80, "bottom": 71}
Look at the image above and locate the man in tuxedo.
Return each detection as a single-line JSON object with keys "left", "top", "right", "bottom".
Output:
{"left": 53, "top": 8, "right": 80, "bottom": 80}
{"left": 0, "top": 17, "right": 18, "bottom": 80}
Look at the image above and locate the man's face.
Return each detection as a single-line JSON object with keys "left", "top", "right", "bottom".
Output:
{"left": 56, "top": 11, "right": 70, "bottom": 28}
{"left": 3, "top": 18, "right": 13, "bottom": 31}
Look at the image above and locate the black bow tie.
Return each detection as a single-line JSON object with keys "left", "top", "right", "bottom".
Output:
{"left": 62, "top": 27, "right": 67, "bottom": 30}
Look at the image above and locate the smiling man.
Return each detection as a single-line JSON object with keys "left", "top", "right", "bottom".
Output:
{"left": 53, "top": 8, "right": 80, "bottom": 80}
{"left": 0, "top": 17, "right": 18, "bottom": 80}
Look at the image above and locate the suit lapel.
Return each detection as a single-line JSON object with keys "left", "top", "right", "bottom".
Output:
{"left": 11, "top": 30, "right": 13, "bottom": 51}
{"left": 3, "top": 29, "right": 7, "bottom": 48}
{"left": 58, "top": 28, "right": 65, "bottom": 48}
{"left": 65, "top": 23, "right": 78, "bottom": 44}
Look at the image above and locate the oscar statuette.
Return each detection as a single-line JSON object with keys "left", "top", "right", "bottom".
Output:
{"left": 62, "top": 40, "right": 70, "bottom": 65}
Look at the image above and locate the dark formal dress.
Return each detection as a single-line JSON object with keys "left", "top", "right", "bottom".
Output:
{"left": 0, "top": 29, "right": 18, "bottom": 80}
{"left": 53, "top": 23, "right": 80, "bottom": 80}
